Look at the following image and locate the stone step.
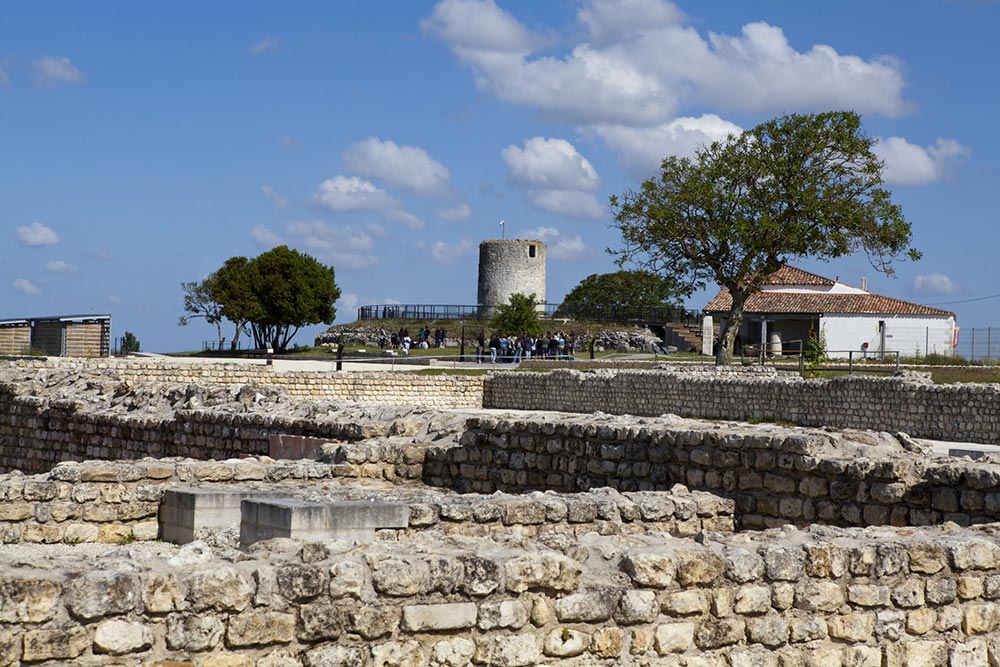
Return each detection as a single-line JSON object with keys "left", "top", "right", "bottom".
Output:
{"left": 240, "top": 499, "right": 410, "bottom": 549}
{"left": 159, "top": 488, "right": 286, "bottom": 544}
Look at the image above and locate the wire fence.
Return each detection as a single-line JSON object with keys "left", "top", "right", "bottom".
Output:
{"left": 954, "top": 327, "right": 1000, "bottom": 363}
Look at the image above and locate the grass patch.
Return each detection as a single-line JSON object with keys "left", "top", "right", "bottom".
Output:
{"left": 928, "top": 367, "right": 1000, "bottom": 384}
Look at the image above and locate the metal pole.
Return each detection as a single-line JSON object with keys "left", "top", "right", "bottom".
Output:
{"left": 989, "top": 327, "right": 993, "bottom": 363}
{"left": 972, "top": 328, "right": 976, "bottom": 362}
{"left": 848, "top": 351, "right": 853, "bottom": 375}
{"left": 925, "top": 327, "right": 929, "bottom": 359}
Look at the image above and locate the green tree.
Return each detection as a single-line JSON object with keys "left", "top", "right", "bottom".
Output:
{"left": 121, "top": 331, "right": 140, "bottom": 354}
{"left": 211, "top": 256, "right": 253, "bottom": 349}
{"left": 610, "top": 111, "right": 920, "bottom": 365}
{"left": 557, "top": 270, "right": 685, "bottom": 317}
{"left": 492, "top": 293, "right": 544, "bottom": 337}
{"left": 213, "top": 246, "right": 340, "bottom": 351}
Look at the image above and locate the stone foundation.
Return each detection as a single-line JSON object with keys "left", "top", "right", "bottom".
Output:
{"left": 2, "top": 524, "right": 1000, "bottom": 666}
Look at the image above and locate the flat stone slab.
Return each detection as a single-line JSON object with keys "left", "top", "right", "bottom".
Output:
{"left": 240, "top": 499, "right": 410, "bottom": 549}
{"left": 159, "top": 488, "right": 286, "bottom": 544}
{"left": 269, "top": 434, "right": 338, "bottom": 460}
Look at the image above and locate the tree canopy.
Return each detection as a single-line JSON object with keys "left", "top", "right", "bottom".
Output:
{"left": 558, "top": 270, "right": 685, "bottom": 317}
{"left": 610, "top": 111, "right": 920, "bottom": 365}
{"left": 491, "top": 293, "right": 544, "bottom": 337}
{"left": 179, "top": 246, "right": 340, "bottom": 352}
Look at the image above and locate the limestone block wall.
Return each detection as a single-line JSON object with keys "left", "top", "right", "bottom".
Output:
{"left": 425, "top": 416, "right": 1000, "bottom": 530}
{"left": 0, "top": 386, "right": 390, "bottom": 475}
{"left": 0, "top": 458, "right": 735, "bottom": 546}
{"left": 2, "top": 526, "right": 1000, "bottom": 665}
{"left": 484, "top": 369, "right": 1000, "bottom": 444}
{"left": 60, "top": 360, "right": 484, "bottom": 407}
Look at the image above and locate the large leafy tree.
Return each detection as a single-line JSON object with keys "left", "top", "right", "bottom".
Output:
{"left": 610, "top": 111, "right": 920, "bottom": 365}
{"left": 558, "top": 270, "right": 685, "bottom": 317}
{"left": 240, "top": 245, "right": 340, "bottom": 350}
{"left": 492, "top": 293, "right": 544, "bottom": 337}
{"left": 180, "top": 246, "right": 340, "bottom": 352}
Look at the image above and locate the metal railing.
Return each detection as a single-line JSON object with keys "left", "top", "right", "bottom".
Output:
{"left": 357, "top": 303, "right": 701, "bottom": 325}
{"left": 741, "top": 341, "right": 900, "bottom": 374}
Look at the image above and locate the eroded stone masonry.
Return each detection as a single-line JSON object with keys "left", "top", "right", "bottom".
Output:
{"left": 2, "top": 358, "right": 1000, "bottom": 666}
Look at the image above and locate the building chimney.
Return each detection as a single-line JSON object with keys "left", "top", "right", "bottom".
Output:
{"left": 861, "top": 276, "right": 868, "bottom": 291}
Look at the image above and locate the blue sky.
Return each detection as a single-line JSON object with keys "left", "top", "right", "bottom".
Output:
{"left": 3, "top": 1, "right": 997, "bottom": 352}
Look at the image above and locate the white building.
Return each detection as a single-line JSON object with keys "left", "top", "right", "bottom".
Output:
{"left": 703, "top": 266, "right": 957, "bottom": 358}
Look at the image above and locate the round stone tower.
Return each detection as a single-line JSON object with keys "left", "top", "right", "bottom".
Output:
{"left": 477, "top": 239, "right": 546, "bottom": 316}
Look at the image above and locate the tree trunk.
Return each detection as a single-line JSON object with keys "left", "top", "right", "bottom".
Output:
{"left": 715, "top": 293, "right": 748, "bottom": 366}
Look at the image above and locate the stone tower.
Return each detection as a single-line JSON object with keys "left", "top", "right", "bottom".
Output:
{"left": 477, "top": 239, "right": 546, "bottom": 316}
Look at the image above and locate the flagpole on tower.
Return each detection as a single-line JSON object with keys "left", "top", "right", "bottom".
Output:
{"left": 499, "top": 219, "right": 505, "bottom": 239}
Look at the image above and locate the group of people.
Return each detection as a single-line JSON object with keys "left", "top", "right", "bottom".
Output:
{"left": 477, "top": 331, "right": 576, "bottom": 363}
{"left": 380, "top": 326, "right": 447, "bottom": 355}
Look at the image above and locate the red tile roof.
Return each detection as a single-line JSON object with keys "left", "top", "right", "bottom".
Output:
{"left": 762, "top": 265, "right": 836, "bottom": 286}
{"left": 705, "top": 289, "right": 955, "bottom": 318}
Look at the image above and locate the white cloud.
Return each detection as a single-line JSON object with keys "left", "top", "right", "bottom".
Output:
{"left": 874, "top": 137, "right": 971, "bottom": 186}
{"left": 278, "top": 135, "right": 301, "bottom": 150}
{"left": 336, "top": 292, "right": 360, "bottom": 313}
{"left": 107, "top": 295, "right": 122, "bottom": 305}
{"left": 343, "top": 138, "right": 452, "bottom": 196}
{"left": 502, "top": 137, "right": 600, "bottom": 191}
{"left": 518, "top": 226, "right": 590, "bottom": 260}
{"left": 425, "top": 238, "right": 476, "bottom": 264}
{"left": 913, "top": 273, "right": 957, "bottom": 296}
{"left": 311, "top": 176, "right": 396, "bottom": 212}
{"left": 251, "top": 224, "right": 282, "bottom": 249}
{"left": 594, "top": 114, "right": 743, "bottom": 177}
{"left": 421, "top": 0, "right": 541, "bottom": 54}
{"left": 13, "top": 278, "right": 40, "bottom": 295}
{"left": 34, "top": 56, "right": 84, "bottom": 87}
{"left": 438, "top": 202, "right": 472, "bottom": 222}
{"left": 260, "top": 184, "right": 287, "bottom": 208}
{"left": 501, "top": 137, "right": 604, "bottom": 219}
{"left": 578, "top": 0, "right": 685, "bottom": 44}
{"left": 44, "top": 260, "right": 77, "bottom": 273}
{"left": 285, "top": 220, "right": 379, "bottom": 270}
{"left": 365, "top": 222, "right": 390, "bottom": 238}
{"left": 383, "top": 209, "right": 424, "bottom": 229}
{"left": 529, "top": 190, "right": 606, "bottom": 219}
{"left": 250, "top": 37, "right": 279, "bottom": 55}
{"left": 16, "top": 222, "right": 59, "bottom": 247}
{"left": 424, "top": 1, "right": 908, "bottom": 125}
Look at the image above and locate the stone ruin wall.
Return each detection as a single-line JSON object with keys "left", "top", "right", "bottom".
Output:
{"left": 11, "top": 359, "right": 484, "bottom": 407}
{"left": 0, "top": 456, "right": 735, "bottom": 547}
{"left": 7, "top": 361, "right": 1000, "bottom": 664}
{"left": 3, "top": 518, "right": 1000, "bottom": 666}
{"left": 0, "top": 360, "right": 482, "bottom": 475}
{"left": 483, "top": 369, "right": 1000, "bottom": 444}
{"left": 422, "top": 416, "right": 1000, "bottom": 531}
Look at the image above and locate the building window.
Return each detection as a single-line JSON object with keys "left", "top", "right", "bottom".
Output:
{"left": 529, "top": 245, "right": 536, "bottom": 258}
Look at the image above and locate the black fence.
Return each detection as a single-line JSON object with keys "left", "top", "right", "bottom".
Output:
{"left": 358, "top": 303, "right": 701, "bottom": 325}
